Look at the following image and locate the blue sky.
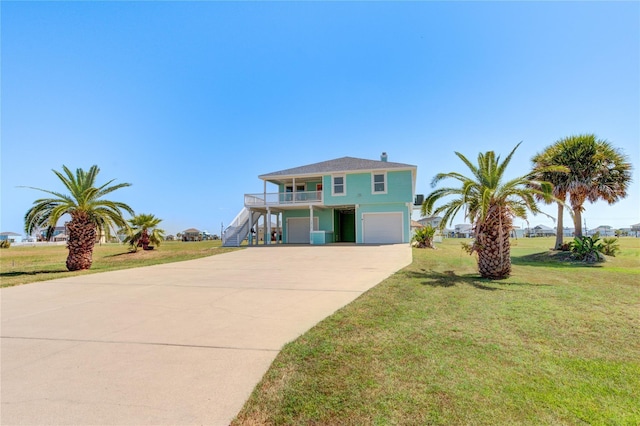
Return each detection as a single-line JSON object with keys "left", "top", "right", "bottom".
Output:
{"left": 2, "top": 1, "right": 638, "bottom": 236}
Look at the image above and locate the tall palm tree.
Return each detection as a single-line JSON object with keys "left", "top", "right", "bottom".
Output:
{"left": 422, "top": 143, "right": 554, "bottom": 279}
{"left": 24, "top": 165, "right": 133, "bottom": 271}
{"left": 531, "top": 134, "right": 632, "bottom": 240}
{"left": 122, "top": 213, "right": 165, "bottom": 251}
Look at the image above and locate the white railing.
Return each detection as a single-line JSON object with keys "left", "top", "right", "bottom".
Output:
{"left": 222, "top": 207, "right": 250, "bottom": 247}
{"left": 244, "top": 191, "right": 323, "bottom": 207}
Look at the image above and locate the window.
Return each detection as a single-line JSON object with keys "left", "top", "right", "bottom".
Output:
{"left": 372, "top": 172, "right": 386, "bottom": 194}
{"left": 333, "top": 175, "right": 345, "bottom": 196}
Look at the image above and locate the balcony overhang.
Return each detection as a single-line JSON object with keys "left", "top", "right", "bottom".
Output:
{"left": 245, "top": 191, "right": 324, "bottom": 210}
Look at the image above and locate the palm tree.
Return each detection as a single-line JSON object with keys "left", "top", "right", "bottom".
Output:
{"left": 422, "top": 143, "right": 554, "bottom": 279}
{"left": 531, "top": 134, "right": 632, "bottom": 241}
{"left": 530, "top": 144, "right": 570, "bottom": 249}
{"left": 122, "top": 213, "right": 165, "bottom": 251}
{"left": 24, "top": 165, "right": 133, "bottom": 271}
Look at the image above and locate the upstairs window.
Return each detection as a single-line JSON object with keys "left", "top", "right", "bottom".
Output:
{"left": 372, "top": 172, "right": 386, "bottom": 194}
{"left": 333, "top": 175, "right": 345, "bottom": 196}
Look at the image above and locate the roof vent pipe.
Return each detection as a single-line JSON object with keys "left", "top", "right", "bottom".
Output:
{"left": 381, "top": 152, "right": 388, "bottom": 162}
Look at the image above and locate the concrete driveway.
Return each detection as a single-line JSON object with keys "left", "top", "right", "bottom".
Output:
{"left": 1, "top": 244, "right": 411, "bottom": 425}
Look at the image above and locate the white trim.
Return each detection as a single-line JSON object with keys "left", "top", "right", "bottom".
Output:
{"left": 332, "top": 174, "right": 346, "bottom": 196}
{"left": 371, "top": 171, "right": 387, "bottom": 194}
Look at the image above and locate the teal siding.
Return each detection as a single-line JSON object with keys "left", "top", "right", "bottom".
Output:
{"left": 356, "top": 203, "right": 411, "bottom": 243}
{"left": 323, "top": 170, "right": 413, "bottom": 206}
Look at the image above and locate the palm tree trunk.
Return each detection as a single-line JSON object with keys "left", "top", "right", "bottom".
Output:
{"left": 554, "top": 201, "right": 564, "bottom": 250}
{"left": 66, "top": 213, "right": 96, "bottom": 271}
{"left": 474, "top": 206, "right": 512, "bottom": 279}
{"left": 573, "top": 207, "right": 583, "bottom": 238}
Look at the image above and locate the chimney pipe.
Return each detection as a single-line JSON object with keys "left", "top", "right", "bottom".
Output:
{"left": 381, "top": 152, "right": 388, "bottom": 162}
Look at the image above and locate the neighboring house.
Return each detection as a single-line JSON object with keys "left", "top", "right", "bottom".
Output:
{"left": 410, "top": 220, "right": 424, "bottom": 232}
{"left": 223, "top": 154, "right": 418, "bottom": 246}
{"left": 562, "top": 227, "right": 575, "bottom": 237}
{"left": 38, "top": 226, "right": 67, "bottom": 241}
{"left": 0, "top": 232, "right": 24, "bottom": 243}
{"left": 526, "top": 225, "right": 555, "bottom": 237}
{"left": 630, "top": 223, "right": 640, "bottom": 237}
{"left": 587, "top": 225, "right": 615, "bottom": 237}
{"left": 182, "top": 228, "right": 202, "bottom": 241}
{"left": 417, "top": 216, "right": 442, "bottom": 228}
{"left": 53, "top": 233, "right": 68, "bottom": 242}
{"left": 454, "top": 224, "right": 473, "bottom": 238}
{"left": 510, "top": 226, "right": 525, "bottom": 239}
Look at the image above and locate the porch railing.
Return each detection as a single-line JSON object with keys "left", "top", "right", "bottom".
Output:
{"left": 244, "top": 191, "right": 323, "bottom": 207}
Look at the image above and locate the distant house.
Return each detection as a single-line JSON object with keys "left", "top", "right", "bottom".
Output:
{"left": 38, "top": 226, "right": 67, "bottom": 241}
{"left": 182, "top": 228, "right": 202, "bottom": 241}
{"left": 527, "top": 225, "right": 554, "bottom": 237}
{"left": 588, "top": 225, "right": 615, "bottom": 237}
{"left": 0, "top": 232, "right": 24, "bottom": 243}
{"left": 417, "top": 216, "right": 442, "bottom": 228}
{"left": 165, "top": 235, "right": 175, "bottom": 241}
{"left": 631, "top": 223, "right": 640, "bottom": 237}
{"left": 510, "top": 226, "right": 525, "bottom": 239}
{"left": 562, "top": 227, "right": 575, "bottom": 237}
{"left": 454, "top": 224, "right": 473, "bottom": 238}
{"left": 53, "top": 233, "right": 68, "bottom": 242}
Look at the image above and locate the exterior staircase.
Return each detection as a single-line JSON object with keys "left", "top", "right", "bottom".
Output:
{"left": 222, "top": 207, "right": 256, "bottom": 247}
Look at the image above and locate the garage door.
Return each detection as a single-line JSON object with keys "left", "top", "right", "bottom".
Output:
{"left": 287, "top": 217, "right": 318, "bottom": 244}
{"left": 362, "top": 212, "right": 403, "bottom": 244}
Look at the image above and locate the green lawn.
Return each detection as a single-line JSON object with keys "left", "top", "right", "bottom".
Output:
{"left": 234, "top": 237, "right": 640, "bottom": 425}
{"left": 0, "top": 240, "right": 240, "bottom": 288}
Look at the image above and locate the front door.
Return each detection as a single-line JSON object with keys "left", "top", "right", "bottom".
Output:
{"left": 335, "top": 210, "right": 356, "bottom": 242}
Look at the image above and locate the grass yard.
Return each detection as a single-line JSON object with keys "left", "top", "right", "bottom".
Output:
{"left": 0, "top": 240, "right": 239, "bottom": 288}
{"left": 234, "top": 237, "right": 640, "bottom": 425}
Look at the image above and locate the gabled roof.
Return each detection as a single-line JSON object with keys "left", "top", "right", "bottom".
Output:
{"left": 259, "top": 156, "right": 416, "bottom": 180}
{"left": 0, "top": 232, "right": 22, "bottom": 236}
{"left": 183, "top": 228, "right": 200, "bottom": 233}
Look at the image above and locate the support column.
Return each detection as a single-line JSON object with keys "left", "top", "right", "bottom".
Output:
{"left": 276, "top": 212, "right": 281, "bottom": 245}
{"left": 248, "top": 208, "right": 252, "bottom": 246}
{"left": 293, "top": 178, "right": 296, "bottom": 202}
{"left": 310, "top": 205, "right": 314, "bottom": 245}
{"left": 266, "top": 207, "right": 272, "bottom": 245}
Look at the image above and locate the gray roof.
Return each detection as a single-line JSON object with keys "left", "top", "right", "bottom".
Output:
{"left": 259, "top": 156, "right": 416, "bottom": 180}
{"left": 0, "top": 232, "right": 21, "bottom": 236}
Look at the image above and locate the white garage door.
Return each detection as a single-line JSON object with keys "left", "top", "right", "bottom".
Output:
{"left": 287, "top": 217, "right": 318, "bottom": 244}
{"left": 362, "top": 212, "right": 403, "bottom": 244}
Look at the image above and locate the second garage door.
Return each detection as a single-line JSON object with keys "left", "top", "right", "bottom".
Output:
{"left": 287, "top": 217, "right": 318, "bottom": 244}
{"left": 362, "top": 212, "right": 403, "bottom": 244}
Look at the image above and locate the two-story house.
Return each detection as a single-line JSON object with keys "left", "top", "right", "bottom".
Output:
{"left": 223, "top": 154, "right": 418, "bottom": 246}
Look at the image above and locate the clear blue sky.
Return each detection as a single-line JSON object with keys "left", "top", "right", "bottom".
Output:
{"left": 2, "top": 1, "right": 638, "bottom": 236}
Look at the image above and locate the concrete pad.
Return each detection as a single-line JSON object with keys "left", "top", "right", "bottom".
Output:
{"left": 1, "top": 244, "right": 411, "bottom": 425}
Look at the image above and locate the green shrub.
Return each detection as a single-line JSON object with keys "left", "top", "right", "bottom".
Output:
{"left": 601, "top": 237, "right": 621, "bottom": 257}
{"left": 0, "top": 240, "right": 11, "bottom": 249}
{"left": 570, "top": 235, "right": 604, "bottom": 263}
{"left": 412, "top": 226, "right": 436, "bottom": 249}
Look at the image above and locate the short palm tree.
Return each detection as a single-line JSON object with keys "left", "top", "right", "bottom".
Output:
{"left": 122, "top": 213, "right": 165, "bottom": 251}
{"left": 24, "top": 165, "right": 133, "bottom": 271}
{"left": 422, "top": 143, "right": 555, "bottom": 279}
{"left": 531, "top": 134, "right": 632, "bottom": 240}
